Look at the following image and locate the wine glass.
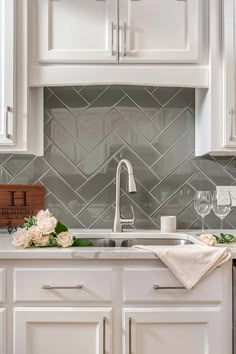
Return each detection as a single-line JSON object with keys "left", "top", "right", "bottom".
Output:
{"left": 194, "top": 191, "right": 212, "bottom": 232}
{"left": 212, "top": 190, "right": 231, "bottom": 230}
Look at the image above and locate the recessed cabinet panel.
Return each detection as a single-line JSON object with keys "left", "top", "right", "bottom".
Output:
{"left": 14, "top": 268, "right": 112, "bottom": 302}
{"left": 14, "top": 308, "right": 112, "bottom": 354}
{"left": 0, "top": 0, "right": 14, "bottom": 145}
{"left": 37, "top": 0, "right": 118, "bottom": 63}
{"left": 123, "top": 308, "right": 221, "bottom": 354}
{"left": 0, "top": 309, "right": 6, "bottom": 354}
{"left": 119, "top": 0, "right": 199, "bottom": 62}
{"left": 0, "top": 268, "right": 6, "bottom": 303}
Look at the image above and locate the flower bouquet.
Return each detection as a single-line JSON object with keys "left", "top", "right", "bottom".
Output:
{"left": 12, "top": 209, "right": 93, "bottom": 249}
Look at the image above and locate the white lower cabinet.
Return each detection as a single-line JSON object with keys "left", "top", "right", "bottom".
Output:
{"left": 0, "top": 309, "right": 6, "bottom": 354}
{"left": 123, "top": 308, "right": 222, "bottom": 354}
{"left": 14, "top": 307, "right": 112, "bottom": 354}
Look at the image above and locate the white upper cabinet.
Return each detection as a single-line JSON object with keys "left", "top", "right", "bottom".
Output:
{"left": 30, "top": 0, "right": 208, "bottom": 87}
{"left": 0, "top": 0, "right": 14, "bottom": 146}
{"left": 222, "top": 0, "right": 236, "bottom": 148}
{"left": 0, "top": 0, "right": 43, "bottom": 155}
{"left": 119, "top": 0, "right": 199, "bottom": 63}
{"left": 37, "top": 0, "right": 118, "bottom": 63}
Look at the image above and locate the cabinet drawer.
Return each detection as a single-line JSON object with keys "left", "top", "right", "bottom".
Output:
{"left": 123, "top": 268, "right": 222, "bottom": 303}
{"left": 0, "top": 269, "right": 6, "bottom": 303}
{"left": 14, "top": 268, "right": 112, "bottom": 303}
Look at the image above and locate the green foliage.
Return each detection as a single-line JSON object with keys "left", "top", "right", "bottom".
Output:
{"left": 55, "top": 221, "right": 68, "bottom": 234}
{"left": 23, "top": 216, "right": 37, "bottom": 229}
{"left": 72, "top": 238, "right": 94, "bottom": 247}
{"left": 213, "top": 233, "right": 235, "bottom": 244}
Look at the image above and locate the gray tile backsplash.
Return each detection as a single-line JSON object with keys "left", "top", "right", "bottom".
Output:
{"left": 1, "top": 85, "right": 236, "bottom": 230}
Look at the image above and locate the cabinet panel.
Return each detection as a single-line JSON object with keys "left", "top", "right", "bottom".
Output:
{"left": 0, "top": 268, "right": 6, "bottom": 303}
{"left": 123, "top": 308, "right": 221, "bottom": 354}
{"left": 14, "top": 308, "right": 112, "bottom": 354}
{"left": 37, "top": 0, "right": 118, "bottom": 63}
{"left": 119, "top": 0, "right": 199, "bottom": 63}
{"left": 123, "top": 267, "right": 222, "bottom": 302}
{"left": 14, "top": 268, "right": 112, "bottom": 302}
{"left": 0, "top": 0, "right": 14, "bottom": 145}
{"left": 0, "top": 309, "right": 6, "bottom": 354}
{"left": 223, "top": 0, "right": 236, "bottom": 148}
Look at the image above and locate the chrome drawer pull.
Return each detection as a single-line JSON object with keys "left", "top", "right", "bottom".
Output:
{"left": 153, "top": 284, "right": 185, "bottom": 290}
{"left": 129, "top": 317, "right": 132, "bottom": 354}
{"left": 103, "top": 317, "right": 106, "bottom": 354}
{"left": 5, "top": 105, "right": 14, "bottom": 140}
{"left": 42, "top": 284, "right": 83, "bottom": 290}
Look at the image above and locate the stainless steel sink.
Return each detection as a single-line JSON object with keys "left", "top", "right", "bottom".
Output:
{"left": 120, "top": 238, "right": 194, "bottom": 247}
{"left": 78, "top": 237, "right": 195, "bottom": 247}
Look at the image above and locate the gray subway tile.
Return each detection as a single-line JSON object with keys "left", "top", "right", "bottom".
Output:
{"left": 45, "top": 193, "right": 85, "bottom": 228}
{"left": 79, "top": 85, "right": 108, "bottom": 104}
{"left": 41, "top": 169, "right": 85, "bottom": 215}
{"left": 78, "top": 86, "right": 125, "bottom": 128}
{"left": 4, "top": 155, "right": 35, "bottom": 176}
{"left": 78, "top": 183, "right": 116, "bottom": 228}
{"left": 44, "top": 144, "right": 86, "bottom": 190}
{"left": 120, "top": 195, "right": 158, "bottom": 230}
{"left": 45, "top": 94, "right": 87, "bottom": 140}
{"left": 191, "top": 153, "right": 235, "bottom": 186}
{"left": 116, "top": 96, "right": 161, "bottom": 141}
{"left": 152, "top": 184, "right": 195, "bottom": 225}
{"left": 79, "top": 109, "right": 124, "bottom": 153}
{"left": 152, "top": 160, "right": 197, "bottom": 204}
{"left": 153, "top": 89, "right": 195, "bottom": 130}
{"left": 115, "top": 147, "right": 160, "bottom": 191}
{"left": 188, "top": 171, "right": 216, "bottom": 192}
{"left": 0, "top": 167, "right": 12, "bottom": 183}
{"left": 120, "top": 174, "right": 160, "bottom": 216}
{"left": 92, "top": 206, "right": 115, "bottom": 229}
{"left": 121, "top": 86, "right": 162, "bottom": 117}
{"left": 116, "top": 120, "right": 161, "bottom": 166}
{"left": 152, "top": 132, "right": 194, "bottom": 179}
{"left": 78, "top": 133, "right": 123, "bottom": 177}
{"left": 78, "top": 159, "right": 117, "bottom": 203}
{"left": 10, "top": 158, "right": 49, "bottom": 184}
{"left": 45, "top": 118, "right": 87, "bottom": 165}
{"left": 49, "top": 87, "right": 89, "bottom": 117}
{"left": 152, "top": 107, "right": 194, "bottom": 154}
{"left": 152, "top": 87, "right": 181, "bottom": 105}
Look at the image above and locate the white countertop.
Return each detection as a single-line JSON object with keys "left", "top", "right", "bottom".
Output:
{"left": 0, "top": 229, "right": 236, "bottom": 260}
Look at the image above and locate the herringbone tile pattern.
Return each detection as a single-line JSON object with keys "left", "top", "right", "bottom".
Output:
{"left": 0, "top": 85, "right": 236, "bottom": 230}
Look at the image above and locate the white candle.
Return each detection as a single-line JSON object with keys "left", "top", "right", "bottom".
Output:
{"left": 160, "top": 216, "right": 177, "bottom": 233}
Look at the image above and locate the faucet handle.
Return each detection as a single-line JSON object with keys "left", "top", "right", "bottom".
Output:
{"left": 121, "top": 205, "right": 135, "bottom": 226}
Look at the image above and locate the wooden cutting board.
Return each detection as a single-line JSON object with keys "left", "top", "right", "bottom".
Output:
{"left": 0, "top": 185, "right": 45, "bottom": 228}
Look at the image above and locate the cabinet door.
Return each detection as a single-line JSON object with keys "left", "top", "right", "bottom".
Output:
{"left": 0, "top": 0, "right": 14, "bottom": 145}
{"left": 14, "top": 308, "right": 112, "bottom": 354}
{"left": 119, "top": 0, "right": 199, "bottom": 63}
{"left": 0, "top": 309, "right": 6, "bottom": 354}
{"left": 223, "top": 0, "right": 236, "bottom": 147}
{"left": 37, "top": 0, "right": 118, "bottom": 63}
{"left": 123, "top": 308, "right": 221, "bottom": 354}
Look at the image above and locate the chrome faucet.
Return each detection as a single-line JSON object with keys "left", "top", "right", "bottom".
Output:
{"left": 113, "top": 159, "right": 137, "bottom": 232}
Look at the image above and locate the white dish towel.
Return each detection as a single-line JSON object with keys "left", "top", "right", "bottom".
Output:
{"left": 134, "top": 244, "right": 231, "bottom": 290}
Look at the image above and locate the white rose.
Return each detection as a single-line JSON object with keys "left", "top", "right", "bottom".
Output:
{"left": 12, "top": 229, "right": 31, "bottom": 249}
{"left": 36, "top": 209, "right": 51, "bottom": 222}
{"left": 56, "top": 232, "right": 74, "bottom": 248}
{"left": 33, "top": 234, "right": 50, "bottom": 247}
{"left": 38, "top": 216, "right": 57, "bottom": 234}
{"left": 199, "top": 234, "right": 217, "bottom": 246}
{"left": 28, "top": 226, "right": 42, "bottom": 243}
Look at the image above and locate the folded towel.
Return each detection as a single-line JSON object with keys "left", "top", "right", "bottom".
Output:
{"left": 134, "top": 244, "right": 231, "bottom": 290}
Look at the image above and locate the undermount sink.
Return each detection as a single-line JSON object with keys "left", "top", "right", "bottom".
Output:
{"left": 76, "top": 233, "right": 198, "bottom": 248}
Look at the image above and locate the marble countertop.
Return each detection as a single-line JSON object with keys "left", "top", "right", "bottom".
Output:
{"left": 0, "top": 229, "right": 235, "bottom": 260}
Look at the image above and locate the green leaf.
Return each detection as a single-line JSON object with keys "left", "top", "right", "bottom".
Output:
{"left": 72, "top": 239, "right": 94, "bottom": 247}
{"left": 213, "top": 233, "right": 235, "bottom": 244}
{"left": 55, "top": 221, "right": 68, "bottom": 234}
